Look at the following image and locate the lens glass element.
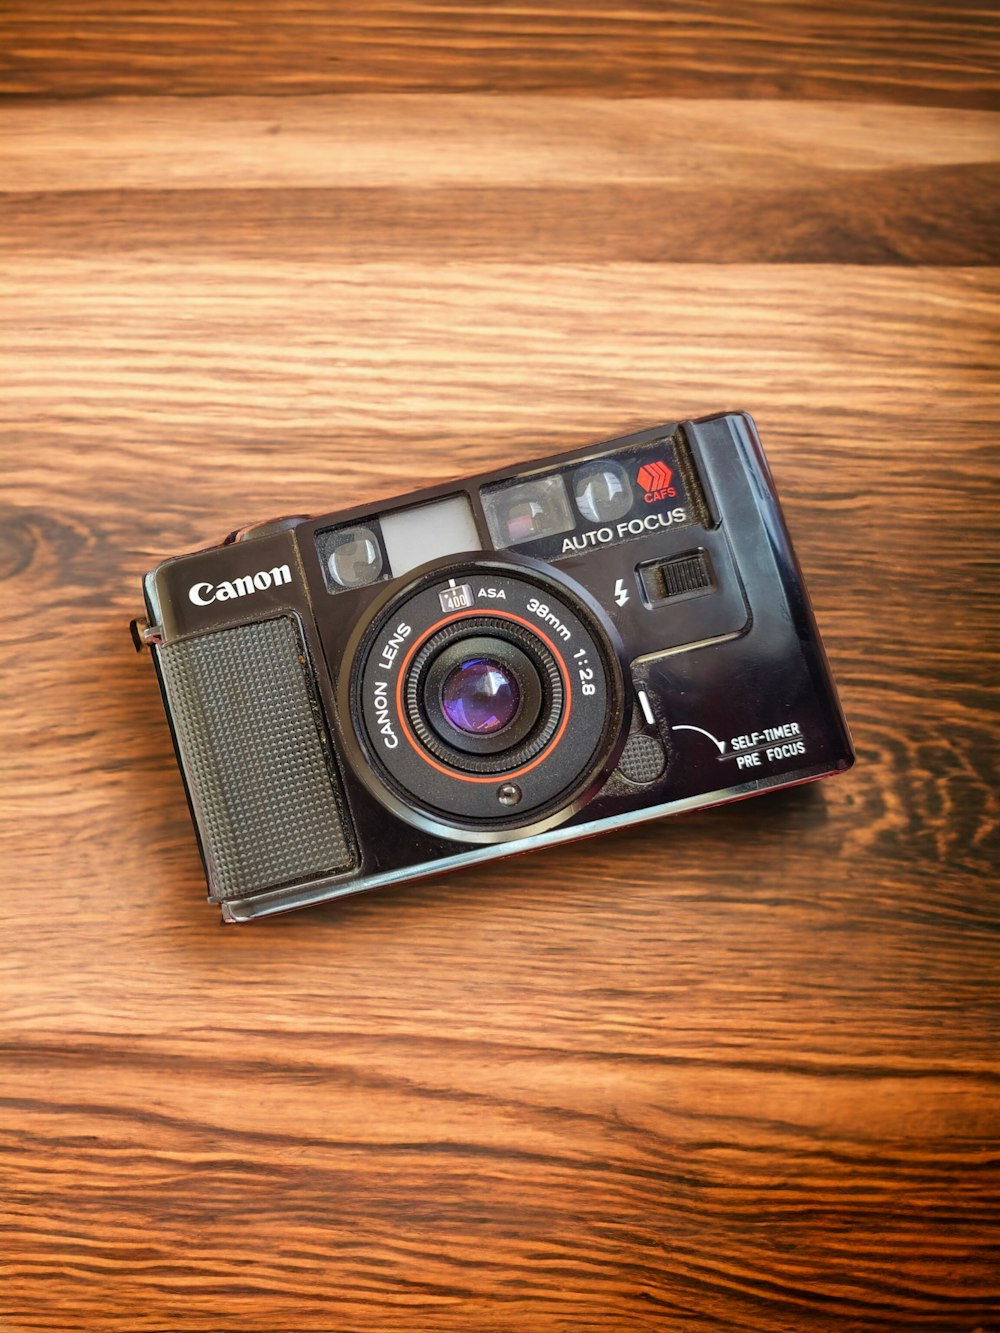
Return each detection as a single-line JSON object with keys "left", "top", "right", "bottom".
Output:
{"left": 440, "top": 657, "right": 521, "bottom": 735}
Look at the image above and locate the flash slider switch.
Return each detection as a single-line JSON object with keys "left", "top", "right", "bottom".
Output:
{"left": 638, "top": 549, "right": 715, "bottom": 607}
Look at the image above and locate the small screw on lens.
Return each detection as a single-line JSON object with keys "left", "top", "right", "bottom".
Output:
{"left": 497, "top": 782, "right": 522, "bottom": 807}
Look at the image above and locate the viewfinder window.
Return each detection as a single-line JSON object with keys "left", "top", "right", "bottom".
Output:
{"left": 326, "top": 526, "right": 384, "bottom": 589}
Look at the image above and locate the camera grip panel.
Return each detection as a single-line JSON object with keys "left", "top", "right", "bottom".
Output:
{"left": 155, "top": 616, "right": 357, "bottom": 901}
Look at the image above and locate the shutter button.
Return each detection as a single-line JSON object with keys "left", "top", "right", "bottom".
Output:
{"left": 225, "top": 516, "right": 310, "bottom": 544}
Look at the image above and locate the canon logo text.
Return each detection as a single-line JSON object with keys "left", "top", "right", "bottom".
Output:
{"left": 188, "top": 564, "right": 292, "bottom": 607}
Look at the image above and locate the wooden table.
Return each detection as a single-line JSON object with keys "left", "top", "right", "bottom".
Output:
{"left": 2, "top": 5, "right": 998, "bottom": 1329}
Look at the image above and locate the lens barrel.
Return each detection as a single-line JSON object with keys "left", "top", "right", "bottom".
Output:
{"left": 345, "top": 556, "right": 627, "bottom": 842}
{"left": 405, "top": 623, "right": 560, "bottom": 771}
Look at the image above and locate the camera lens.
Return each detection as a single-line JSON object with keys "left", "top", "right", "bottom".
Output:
{"left": 348, "top": 558, "right": 627, "bottom": 843}
{"left": 412, "top": 629, "right": 550, "bottom": 765}
{"left": 440, "top": 657, "right": 521, "bottom": 736}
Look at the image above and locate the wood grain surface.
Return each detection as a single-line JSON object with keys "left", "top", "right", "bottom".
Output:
{"left": 1, "top": 5, "right": 998, "bottom": 1331}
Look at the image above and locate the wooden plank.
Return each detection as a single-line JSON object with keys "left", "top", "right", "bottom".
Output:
{"left": 1, "top": 1, "right": 998, "bottom": 108}
{"left": 3, "top": 98, "right": 997, "bottom": 192}
{"left": 1, "top": 97, "right": 996, "bottom": 265}
{"left": 2, "top": 1052, "right": 998, "bottom": 1329}
{"left": 1, "top": 261, "right": 996, "bottom": 441}
{"left": 3, "top": 171, "right": 997, "bottom": 265}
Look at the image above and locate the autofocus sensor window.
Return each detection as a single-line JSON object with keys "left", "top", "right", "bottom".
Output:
{"left": 573, "top": 460, "right": 633, "bottom": 523}
{"left": 482, "top": 474, "right": 575, "bottom": 548}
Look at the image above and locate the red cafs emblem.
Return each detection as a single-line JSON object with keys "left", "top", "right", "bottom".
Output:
{"left": 637, "top": 459, "right": 676, "bottom": 503}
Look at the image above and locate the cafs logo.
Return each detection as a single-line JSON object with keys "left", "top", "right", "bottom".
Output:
{"left": 637, "top": 460, "right": 677, "bottom": 504}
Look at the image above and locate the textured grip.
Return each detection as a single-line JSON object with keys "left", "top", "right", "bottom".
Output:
{"left": 617, "top": 732, "right": 667, "bottom": 786}
{"left": 156, "top": 616, "right": 356, "bottom": 901}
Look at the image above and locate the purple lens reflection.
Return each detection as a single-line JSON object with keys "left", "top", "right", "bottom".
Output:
{"left": 441, "top": 658, "right": 521, "bottom": 735}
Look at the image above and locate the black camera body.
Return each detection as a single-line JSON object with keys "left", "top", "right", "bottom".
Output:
{"left": 134, "top": 412, "right": 853, "bottom": 921}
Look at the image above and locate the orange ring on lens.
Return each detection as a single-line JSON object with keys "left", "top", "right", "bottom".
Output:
{"left": 393, "top": 608, "right": 572, "bottom": 784}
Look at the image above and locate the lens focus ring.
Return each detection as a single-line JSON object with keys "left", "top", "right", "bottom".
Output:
{"left": 404, "top": 618, "right": 563, "bottom": 774}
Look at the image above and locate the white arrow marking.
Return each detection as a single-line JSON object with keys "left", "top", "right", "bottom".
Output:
{"left": 614, "top": 578, "right": 629, "bottom": 607}
{"left": 671, "top": 724, "right": 727, "bottom": 754}
{"left": 636, "top": 689, "right": 656, "bottom": 727}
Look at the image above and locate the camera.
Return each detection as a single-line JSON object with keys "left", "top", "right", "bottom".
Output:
{"left": 132, "top": 412, "right": 853, "bottom": 922}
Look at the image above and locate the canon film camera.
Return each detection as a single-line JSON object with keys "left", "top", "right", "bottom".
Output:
{"left": 132, "top": 412, "right": 854, "bottom": 922}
